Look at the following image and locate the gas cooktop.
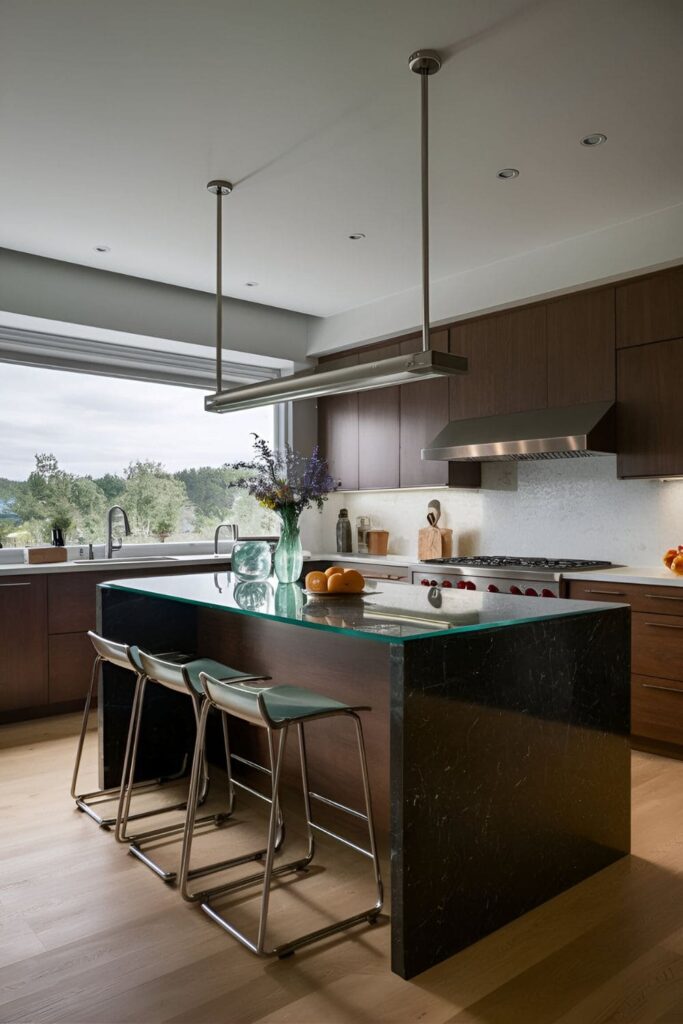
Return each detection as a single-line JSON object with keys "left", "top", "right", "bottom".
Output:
{"left": 421, "top": 556, "right": 613, "bottom": 571}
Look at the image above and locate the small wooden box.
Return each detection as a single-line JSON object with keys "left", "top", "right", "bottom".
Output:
{"left": 26, "top": 546, "right": 68, "bottom": 565}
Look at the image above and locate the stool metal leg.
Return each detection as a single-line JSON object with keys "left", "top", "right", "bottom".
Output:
{"left": 198, "top": 711, "right": 383, "bottom": 958}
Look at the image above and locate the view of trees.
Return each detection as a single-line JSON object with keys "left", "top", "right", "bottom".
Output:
{"left": 0, "top": 453, "right": 278, "bottom": 547}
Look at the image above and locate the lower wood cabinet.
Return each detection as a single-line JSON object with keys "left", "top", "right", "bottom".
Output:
{"left": 0, "top": 576, "right": 48, "bottom": 712}
{"left": 48, "top": 632, "right": 94, "bottom": 704}
{"left": 567, "top": 579, "right": 683, "bottom": 755}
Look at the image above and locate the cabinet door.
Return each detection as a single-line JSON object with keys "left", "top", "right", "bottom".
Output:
{"left": 49, "top": 632, "right": 94, "bottom": 704}
{"left": 547, "top": 288, "right": 615, "bottom": 407}
{"left": 617, "top": 337, "right": 683, "bottom": 478}
{"left": 0, "top": 575, "right": 48, "bottom": 711}
{"left": 616, "top": 266, "right": 683, "bottom": 349}
{"left": 399, "top": 332, "right": 450, "bottom": 487}
{"left": 317, "top": 352, "right": 359, "bottom": 490}
{"left": 449, "top": 305, "right": 547, "bottom": 420}
{"left": 358, "top": 343, "right": 400, "bottom": 489}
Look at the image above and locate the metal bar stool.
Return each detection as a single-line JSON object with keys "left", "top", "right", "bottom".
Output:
{"left": 116, "top": 650, "right": 270, "bottom": 884}
{"left": 71, "top": 631, "right": 189, "bottom": 829}
{"left": 178, "top": 673, "right": 384, "bottom": 959}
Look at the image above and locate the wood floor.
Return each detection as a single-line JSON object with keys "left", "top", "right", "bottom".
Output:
{"left": 2, "top": 717, "right": 683, "bottom": 1024}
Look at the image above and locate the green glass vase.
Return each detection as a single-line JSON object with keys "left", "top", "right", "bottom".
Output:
{"left": 273, "top": 507, "right": 303, "bottom": 583}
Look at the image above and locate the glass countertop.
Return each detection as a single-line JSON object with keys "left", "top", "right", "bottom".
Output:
{"left": 100, "top": 573, "right": 622, "bottom": 644}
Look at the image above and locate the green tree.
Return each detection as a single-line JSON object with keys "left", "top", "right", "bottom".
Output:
{"left": 93, "top": 473, "right": 126, "bottom": 503}
{"left": 123, "top": 460, "right": 189, "bottom": 540}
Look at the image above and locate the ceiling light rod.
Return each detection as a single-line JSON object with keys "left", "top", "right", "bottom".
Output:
{"left": 207, "top": 179, "right": 233, "bottom": 393}
{"left": 409, "top": 49, "right": 441, "bottom": 353}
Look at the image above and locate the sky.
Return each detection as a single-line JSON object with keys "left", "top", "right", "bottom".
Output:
{"left": 0, "top": 363, "right": 274, "bottom": 479}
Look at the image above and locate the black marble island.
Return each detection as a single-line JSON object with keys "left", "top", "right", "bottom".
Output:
{"left": 98, "top": 574, "right": 630, "bottom": 979}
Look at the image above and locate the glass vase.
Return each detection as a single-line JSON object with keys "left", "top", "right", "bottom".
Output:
{"left": 273, "top": 507, "right": 303, "bottom": 583}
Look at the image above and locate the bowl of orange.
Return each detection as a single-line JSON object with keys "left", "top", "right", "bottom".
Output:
{"left": 304, "top": 565, "right": 367, "bottom": 597}
{"left": 663, "top": 546, "right": 683, "bottom": 577}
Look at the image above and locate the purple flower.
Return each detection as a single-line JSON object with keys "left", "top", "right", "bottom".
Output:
{"left": 228, "top": 435, "right": 337, "bottom": 516}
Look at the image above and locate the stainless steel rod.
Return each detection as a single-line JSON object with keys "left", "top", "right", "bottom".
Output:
{"left": 420, "top": 69, "right": 430, "bottom": 353}
{"left": 216, "top": 189, "right": 223, "bottom": 394}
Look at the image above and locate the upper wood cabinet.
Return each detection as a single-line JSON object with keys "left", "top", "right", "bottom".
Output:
{"left": 547, "top": 288, "right": 615, "bottom": 407}
{"left": 449, "top": 306, "right": 547, "bottom": 420}
{"left": 358, "top": 342, "right": 400, "bottom": 489}
{"left": 317, "top": 352, "right": 359, "bottom": 490}
{"left": 399, "top": 332, "right": 449, "bottom": 488}
{"left": 617, "top": 336, "right": 683, "bottom": 479}
{"left": 616, "top": 265, "right": 683, "bottom": 349}
{"left": 0, "top": 575, "right": 48, "bottom": 712}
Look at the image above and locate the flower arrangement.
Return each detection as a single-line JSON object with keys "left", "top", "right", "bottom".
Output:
{"left": 231, "top": 435, "right": 337, "bottom": 516}
{"left": 230, "top": 435, "right": 337, "bottom": 582}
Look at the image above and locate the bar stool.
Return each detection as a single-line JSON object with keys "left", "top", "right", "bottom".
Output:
{"left": 116, "top": 650, "right": 270, "bottom": 884}
{"left": 70, "top": 631, "right": 190, "bottom": 829}
{"left": 178, "top": 672, "right": 384, "bottom": 959}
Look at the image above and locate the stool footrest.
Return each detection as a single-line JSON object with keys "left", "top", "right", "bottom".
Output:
{"left": 308, "top": 789, "right": 368, "bottom": 822}
{"left": 309, "top": 820, "right": 374, "bottom": 859}
{"left": 194, "top": 854, "right": 311, "bottom": 903}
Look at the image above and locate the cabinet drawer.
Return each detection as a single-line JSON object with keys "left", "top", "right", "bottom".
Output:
{"left": 48, "top": 632, "right": 94, "bottom": 704}
{"left": 632, "top": 674, "right": 683, "bottom": 746}
{"left": 567, "top": 579, "right": 683, "bottom": 614}
{"left": 632, "top": 612, "right": 683, "bottom": 683}
{"left": 48, "top": 572, "right": 109, "bottom": 634}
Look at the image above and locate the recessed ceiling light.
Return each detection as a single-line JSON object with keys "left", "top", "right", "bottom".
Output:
{"left": 245, "top": 281, "right": 259, "bottom": 287}
{"left": 581, "top": 133, "right": 607, "bottom": 147}
{"left": 496, "top": 168, "right": 519, "bottom": 180}
{"left": 348, "top": 233, "right": 366, "bottom": 240}
{"left": 93, "top": 244, "right": 110, "bottom": 253}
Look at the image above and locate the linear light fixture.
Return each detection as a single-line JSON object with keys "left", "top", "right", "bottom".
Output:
{"left": 204, "top": 49, "right": 467, "bottom": 414}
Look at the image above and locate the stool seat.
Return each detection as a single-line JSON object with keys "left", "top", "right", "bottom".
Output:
{"left": 133, "top": 650, "right": 267, "bottom": 697}
{"left": 202, "top": 678, "right": 367, "bottom": 727}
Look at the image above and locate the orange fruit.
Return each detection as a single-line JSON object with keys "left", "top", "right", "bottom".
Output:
{"left": 325, "top": 565, "right": 345, "bottom": 579}
{"left": 671, "top": 555, "right": 683, "bottom": 577}
{"left": 305, "top": 570, "right": 328, "bottom": 593}
{"left": 664, "top": 548, "right": 678, "bottom": 569}
{"left": 328, "top": 569, "right": 364, "bottom": 594}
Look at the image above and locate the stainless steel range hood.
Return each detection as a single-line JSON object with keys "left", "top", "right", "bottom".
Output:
{"left": 422, "top": 401, "right": 616, "bottom": 462}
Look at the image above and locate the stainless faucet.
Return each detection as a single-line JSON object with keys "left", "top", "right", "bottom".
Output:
{"left": 107, "top": 505, "right": 132, "bottom": 558}
{"left": 214, "top": 522, "right": 238, "bottom": 555}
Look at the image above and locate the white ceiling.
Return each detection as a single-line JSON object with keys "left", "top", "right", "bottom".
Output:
{"left": 1, "top": 0, "right": 681, "bottom": 319}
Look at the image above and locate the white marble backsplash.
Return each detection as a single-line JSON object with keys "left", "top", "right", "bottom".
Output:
{"left": 301, "top": 457, "right": 683, "bottom": 566}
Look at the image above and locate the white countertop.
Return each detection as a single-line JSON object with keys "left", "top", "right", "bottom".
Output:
{"left": 0, "top": 553, "right": 233, "bottom": 576}
{"left": 310, "top": 552, "right": 420, "bottom": 568}
{"left": 562, "top": 565, "right": 683, "bottom": 588}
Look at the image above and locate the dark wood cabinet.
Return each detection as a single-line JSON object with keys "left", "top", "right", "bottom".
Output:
{"left": 617, "top": 336, "right": 683, "bottom": 479}
{"left": 358, "top": 342, "right": 400, "bottom": 490}
{"left": 0, "top": 576, "right": 48, "bottom": 712}
{"left": 449, "top": 305, "right": 547, "bottom": 420}
{"left": 317, "top": 352, "right": 359, "bottom": 490}
{"left": 48, "top": 632, "right": 94, "bottom": 704}
{"left": 616, "top": 265, "right": 683, "bottom": 349}
{"left": 399, "top": 331, "right": 450, "bottom": 488}
{"left": 547, "top": 288, "right": 615, "bottom": 407}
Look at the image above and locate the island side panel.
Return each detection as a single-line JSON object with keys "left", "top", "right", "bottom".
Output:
{"left": 196, "top": 608, "right": 392, "bottom": 838}
{"left": 391, "top": 606, "right": 631, "bottom": 980}
{"left": 98, "top": 588, "right": 199, "bottom": 789}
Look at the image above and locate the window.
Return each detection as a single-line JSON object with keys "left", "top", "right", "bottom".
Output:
{"left": 0, "top": 362, "right": 279, "bottom": 546}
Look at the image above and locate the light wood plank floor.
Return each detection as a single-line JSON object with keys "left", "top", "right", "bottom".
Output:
{"left": 2, "top": 715, "right": 683, "bottom": 1024}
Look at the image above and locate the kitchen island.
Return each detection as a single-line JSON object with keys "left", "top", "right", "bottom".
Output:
{"left": 98, "top": 574, "right": 630, "bottom": 979}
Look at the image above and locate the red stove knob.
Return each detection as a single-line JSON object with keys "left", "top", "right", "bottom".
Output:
{"left": 420, "top": 578, "right": 430, "bottom": 586}
{"left": 509, "top": 585, "right": 522, "bottom": 595}
{"left": 465, "top": 580, "right": 476, "bottom": 590}
{"left": 430, "top": 580, "right": 438, "bottom": 587}
{"left": 456, "top": 580, "right": 468, "bottom": 589}
{"left": 524, "top": 587, "right": 538, "bottom": 597}
{"left": 541, "top": 588, "right": 557, "bottom": 598}
{"left": 441, "top": 579, "right": 453, "bottom": 588}
{"left": 487, "top": 584, "right": 500, "bottom": 593}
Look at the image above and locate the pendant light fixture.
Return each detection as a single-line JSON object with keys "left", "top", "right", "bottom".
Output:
{"left": 204, "top": 49, "right": 467, "bottom": 414}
